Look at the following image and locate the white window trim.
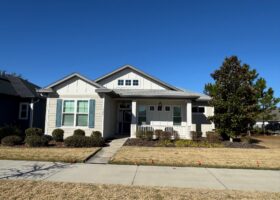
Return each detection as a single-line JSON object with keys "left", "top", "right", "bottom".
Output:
{"left": 61, "top": 99, "right": 90, "bottom": 128}
{"left": 133, "top": 79, "right": 139, "bottom": 86}
{"left": 19, "top": 102, "right": 29, "bottom": 120}
{"left": 125, "top": 79, "right": 132, "bottom": 86}
{"left": 117, "top": 79, "right": 124, "bottom": 86}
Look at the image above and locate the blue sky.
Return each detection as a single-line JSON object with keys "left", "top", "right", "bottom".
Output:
{"left": 0, "top": 0, "right": 279, "bottom": 97}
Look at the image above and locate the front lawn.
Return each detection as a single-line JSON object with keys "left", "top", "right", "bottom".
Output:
{"left": 0, "top": 180, "right": 279, "bottom": 200}
{"left": 110, "top": 146, "right": 280, "bottom": 169}
{"left": 0, "top": 147, "right": 100, "bottom": 163}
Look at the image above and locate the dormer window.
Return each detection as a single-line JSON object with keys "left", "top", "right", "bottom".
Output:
{"left": 125, "top": 80, "right": 131, "bottom": 86}
{"left": 118, "top": 80, "right": 124, "bottom": 86}
{"left": 133, "top": 80, "right": 139, "bottom": 86}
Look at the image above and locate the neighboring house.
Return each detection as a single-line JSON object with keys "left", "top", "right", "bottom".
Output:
{"left": 0, "top": 74, "right": 46, "bottom": 131}
{"left": 255, "top": 109, "right": 280, "bottom": 128}
{"left": 39, "top": 65, "right": 214, "bottom": 139}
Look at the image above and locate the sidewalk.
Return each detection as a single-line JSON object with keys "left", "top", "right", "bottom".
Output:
{"left": 0, "top": 160, "right": 279, "bottom": 192}
{"left": 86, "top": 137, "right": 128, "bottom": 164}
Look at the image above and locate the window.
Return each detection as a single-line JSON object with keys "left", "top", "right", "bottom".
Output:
{"left": 173, "top": 106, "right": 182, "bottom": 125}
{"left": 165, "top": 106, "right": 170, "bottom": 111}
{"left": 62, "top": 100, "right": 89, "bottom": 126}
{"left": 192, "top": 106, "right": 205, "bottom": 113}
{"left": 133, "top": 80, "right": 139, "bottom": 86}
{"left": 138, "top": 105, "right": 146, "bottom": 125}
{"left": 118, "top": 80, "right": 124, "bottom": 86}
{"left": 125, "top": 80, "right": 131, "bottom": 86}
{"left": 158, "top": 106, "right": 162, "bottom": 111}
{"left": 198, "top": 107, "right": 205, "bottom": 113}
{"left": 149, "top": 106, "right": 154, "bottom": 111}
{"left": 19, "top": 103, "right": 29, "bottom": 120}
{"left": 62, "top": 100, "right": 75, "bottom": 126}
{"left": 76, "top": 100, "right": 88, "bottom": 126}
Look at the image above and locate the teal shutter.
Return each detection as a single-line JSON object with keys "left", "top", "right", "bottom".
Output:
{"left": 56, "top": 99, "right": 63, "bottom": 127}
{"left": 88, "top": 99, "right": 95, "bottom": 128}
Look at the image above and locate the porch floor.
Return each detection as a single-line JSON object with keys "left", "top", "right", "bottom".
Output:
{"left": 86, "top": 137, "right": 128, "bottom": 164}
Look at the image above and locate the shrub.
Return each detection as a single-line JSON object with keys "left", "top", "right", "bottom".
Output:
{"left": 136, "top": 130, "right": 153, "bottom": 140}
{"left": 25, "top": 128, "right": 43, "bottom": 137}
{"left": 52, "top": 129, "right": 64, "bottom": 142}
{"left": 64, "top": 135, "right": 102, "bottom": 147}
{"left": 158, "top": 131, "right": 171, "bottom": 140}
{"left": 0, "top": 126, "right": 22, "bottom": 141}
{"left": 191, "top": 131, "right": 202, "bottom": 141}
{"left": 136, "top": 130, "right": 145, "bottom": 139}
{"left": 206, "top": 131, "right": 221, "bottom": 143}
{"left": 25, "top": 136, "right": 48, "bottom": 147}
{"left": 43, "top": 135, "right": 53, "bottom": 143}
{"left": 91, "top": 131, "right": 102, "bottom": 138}
{"left": 73, "top": 129, "right": 85, "bottom": 136}
{"left": 1, "top": 135, "right": 22, "bottom": 146}
{"left": 155, "top": 129, "right": 163, "bottom": 138}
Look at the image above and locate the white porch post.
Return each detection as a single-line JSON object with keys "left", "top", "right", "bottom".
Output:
{"left": 131, "top": 100, "right": 137, "bottom": 138}
{"left": 186, "top": 100, "right": 192, "bottom": 139}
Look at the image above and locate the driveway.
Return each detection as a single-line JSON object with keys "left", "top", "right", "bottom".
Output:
{"left": 0, "top": 160, "right": 279, "bottom": 192}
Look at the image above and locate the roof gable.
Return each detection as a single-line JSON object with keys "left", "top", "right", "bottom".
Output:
{"left": 95, "top": 65, "right": 181, "bottom": 91}
{"left": 44, "top": 73, "right": 104, "bottom": 90}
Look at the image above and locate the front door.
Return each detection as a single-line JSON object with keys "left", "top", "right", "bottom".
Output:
{"left": 118, "top": 103, "right": 132, "bottom": 135}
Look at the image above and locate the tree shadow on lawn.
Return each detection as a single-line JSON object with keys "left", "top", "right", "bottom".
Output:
{"left": 0, "top": 162, "right": 71, "bottom": 180}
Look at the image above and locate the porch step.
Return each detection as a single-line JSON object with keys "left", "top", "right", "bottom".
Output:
{"left": 86, "top": 137, "right": 128, "bottom": 164}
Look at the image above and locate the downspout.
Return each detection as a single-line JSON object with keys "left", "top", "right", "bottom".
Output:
{"left": 29, "top": 98, "right": 40, "bottom": 128}
{"left": 29, "top": 99, "right": 34, "bottom": 128}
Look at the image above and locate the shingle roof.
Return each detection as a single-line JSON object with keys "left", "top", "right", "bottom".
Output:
{"left": 0, "top": 75, "right": 40, "bottom": 98}
{"left": 179, "top": 88, "right": 211, "bottom": 101}
{"left": 112, "top": 89, "right": 200, "bottom": 99}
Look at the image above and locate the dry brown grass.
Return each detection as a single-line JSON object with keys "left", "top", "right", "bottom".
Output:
{"left": 111, "top": 146, "right": 280, "bottom": 169}
{"left": 0, "top": 180, "right": 279, "bottom": 200}
{"left": 254, "top": 135, "right": 280, "bottom": 149}
{"left": 0, "top": 147, "right": 100, "bottom": 163}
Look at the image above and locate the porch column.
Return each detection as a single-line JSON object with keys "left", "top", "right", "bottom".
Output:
{"left": 131, "top": 100, "right": 137, "bottom": 138}
{"left": 186, "top": 100, "right": 192, "bottom": 139}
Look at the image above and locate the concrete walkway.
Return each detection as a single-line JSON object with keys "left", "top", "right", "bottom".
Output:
{"left": 0, "top": 160, "right": 279, "bottom": 192}
{"left": 86, "top": 137, "right": 128, "bottom": 164}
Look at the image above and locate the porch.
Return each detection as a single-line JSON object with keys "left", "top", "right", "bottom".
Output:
{"left": 129, "top": 99, "right": 193, "bottom": 139}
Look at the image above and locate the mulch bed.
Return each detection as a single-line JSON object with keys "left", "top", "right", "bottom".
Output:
{"left": 124, "top": 138, "right": 266, "bottom": 149}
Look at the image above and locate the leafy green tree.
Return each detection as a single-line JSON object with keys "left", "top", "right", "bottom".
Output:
{"left": 204, "top": 56, "right": 259, "bottom": 139}
{"left": 255, "top": 78, "right": 280, "bottom": 133}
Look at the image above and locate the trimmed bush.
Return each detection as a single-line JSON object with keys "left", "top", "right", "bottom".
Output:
{"left": 64, "top": 135, "right": 102, "bottom": 147}
{"left": 1, "top": 135, "right": 22, "bottom": 146}
{"left": 43, "top": 135, "right": 53, "bottom": 143}
{"left": 158, "top": 131, "right": 171, "bottom": 140}
{"left": 206, "top": 131, "right": 221, "bottom": 143}
{"left": 73, "top": 129, "right": 85, "bottom": 136}
{"left": 0, "top": 126, "right": 22, "bottom": 141}
{"left": 155, "top": 129, "right": 163, "bottom": 138}
{"left": 191, "top": 131, "right": 202, "bottom": 141}
{"left": 52, "top": 129, "right": 64, "bottom": 142}
{"left": 91, "top": 131, "right": 102, "bottom": 138}
{"left": 25, "top": 128, "right": 43, "bottom": 137}
{"left": 25, "top": 136, "right": 48, "bottom": 147}
{"left": 136, "top": 130, "right": 153, "bottom": 140}
{"left": 136, "top": 130, "right": 145, "bottom": 139}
